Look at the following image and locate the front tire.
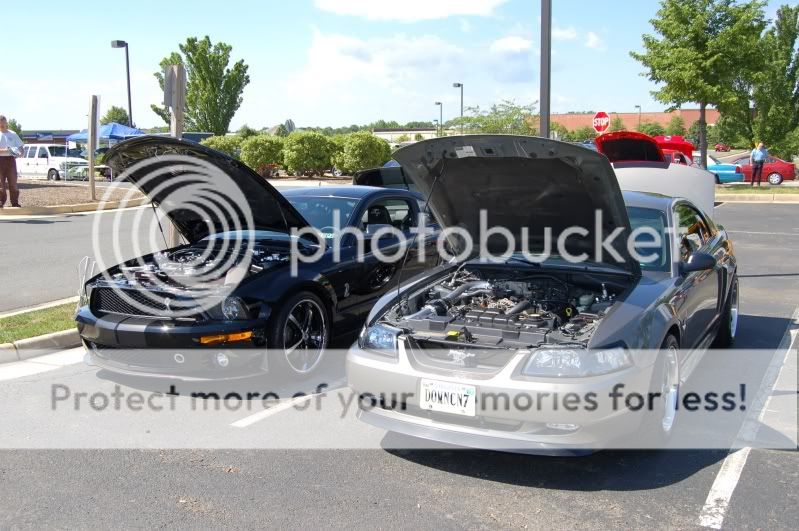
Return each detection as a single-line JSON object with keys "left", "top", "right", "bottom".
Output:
{"left": 767, "top": 172, "right": 783, "bottom": 185}
{"left": 267, "top": 291, "right": 330, "bottom": 378}
{"left": 641, "top": 334, "right": 680, "bottom": 447}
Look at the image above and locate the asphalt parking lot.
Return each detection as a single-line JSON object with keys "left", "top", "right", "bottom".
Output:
{"left": 0, "top": 202, "right": 796, "bottom": 529}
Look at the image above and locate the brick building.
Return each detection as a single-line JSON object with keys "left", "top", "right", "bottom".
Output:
{"left": 551, "top": 108, "right": 720, "bottom": 131}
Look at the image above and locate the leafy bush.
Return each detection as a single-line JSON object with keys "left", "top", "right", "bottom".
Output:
{"left": 332, "top": 132, "right": 392, "bottom": 174}
{"left": 240, "top": 135, "right": 284, "bottom": 175}
{"left": 282, "top": 131, "right": 336, "bottom": 175}
{"left": 637, "top": 121, "right": 666, "bottom": 137}
{"left": 201, "top": 135, "right": 243, "bottom": 158}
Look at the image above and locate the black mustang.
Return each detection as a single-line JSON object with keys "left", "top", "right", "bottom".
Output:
{"left": 76, "top": 137, "right": 439, "bottom": 380}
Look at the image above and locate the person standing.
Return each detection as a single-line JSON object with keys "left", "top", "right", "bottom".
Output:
{"left": 0, "top": 115, "right": 24, "bottom": 207}
{"left": 750, "top": 141, "right": 768, "bottom": 187}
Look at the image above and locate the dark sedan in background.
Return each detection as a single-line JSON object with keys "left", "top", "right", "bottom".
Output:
{"left": 76, "top": 137, "right": 439, "bottom": 381}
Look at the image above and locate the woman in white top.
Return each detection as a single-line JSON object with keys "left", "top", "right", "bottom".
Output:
{"left": 0, "top": 115, "right": 24, "bottom": 207}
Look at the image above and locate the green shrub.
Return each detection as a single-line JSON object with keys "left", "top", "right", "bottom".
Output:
{"left": 332, "top": 132, "right": 392, "bottom": 174}
{"left": 240, "top": 135, "right": 284, "bottom": 175}
{"left": 200, "top": 135, "right": 243, "bottom": 158}
{"left": 282, "top": 131, "right": 336, "bottom": 175}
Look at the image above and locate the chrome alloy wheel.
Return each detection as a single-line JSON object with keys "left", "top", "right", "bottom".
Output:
{"left": 660, "top": 345, "right": 680, "bottom": 434}
{"left": 282, "top": 298, "right": 328, "bottom": 374}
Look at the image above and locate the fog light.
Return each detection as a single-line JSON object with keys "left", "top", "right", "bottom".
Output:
{"left": 545, "top": 423, "right": 580, "bottom": 432}
{"left": 215, "top": 352, "right": 230, "bottom": 368}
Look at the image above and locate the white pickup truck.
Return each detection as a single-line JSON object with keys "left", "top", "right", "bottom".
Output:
{"left": 17, "top": 144, "right": 88, "bottom": 180}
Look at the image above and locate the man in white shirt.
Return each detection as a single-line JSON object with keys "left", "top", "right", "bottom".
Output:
{"left": 0, "top": 115, "right": 23, "bottom": 207}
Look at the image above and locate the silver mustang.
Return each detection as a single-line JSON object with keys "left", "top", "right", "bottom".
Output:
{"left": 346, "top": 135, "right": 738, "bottom": 454}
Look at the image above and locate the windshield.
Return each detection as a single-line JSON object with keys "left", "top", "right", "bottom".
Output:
{"left": 626, "top": 206, "right": 670, "bottom": 271}
{"left": 48, "top": 146, "right": 85, "bottom": 158}
{"left": 286, "top": 196, "right": 359, "bottom": 233}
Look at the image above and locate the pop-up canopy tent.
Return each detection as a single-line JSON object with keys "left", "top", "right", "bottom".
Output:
{"left": 66, "top": 122, "right": 144, "bottom": 144}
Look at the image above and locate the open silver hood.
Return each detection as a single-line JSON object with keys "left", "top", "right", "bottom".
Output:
{"left": 104, "top": 136, "right": 310, "bottom": 243}
{"left": 393, "top": 135, "right": 640, "bottom": 275}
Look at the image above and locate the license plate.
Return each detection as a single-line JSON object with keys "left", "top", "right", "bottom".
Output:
{"left": 419, "top": 379, "right": 476, "bottom": 417}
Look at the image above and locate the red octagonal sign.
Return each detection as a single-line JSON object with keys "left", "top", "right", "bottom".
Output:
{"left": 592, "top": 111, "right": 610, "bottom": 134}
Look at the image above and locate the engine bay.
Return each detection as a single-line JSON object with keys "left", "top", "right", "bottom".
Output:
{"left": 384, "top": 266, "right": 627, "bottom": 350}
{"left": 100, "top": 241, "right": 290, "bottom": 291}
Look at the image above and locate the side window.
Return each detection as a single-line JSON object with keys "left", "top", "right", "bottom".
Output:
{"left": 39, "top": 147, "right": 50, "bottom": 158}
{"left": 674, "top": 204, "right": 710, "bottom": 261}
{"left": 26, "top": 146, "right": 38, "bottom": 158}
{"left": 766, "top": 157, "right": 776, "bottom": 164}
{"left": 361, "top": 198, "right": 413, "bottom": 231}
{"left": 734, "top": 157, "right": 749, "bottom": 166}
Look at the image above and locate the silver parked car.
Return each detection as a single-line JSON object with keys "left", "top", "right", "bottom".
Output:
{"left": 346, "top": 135, "right": 738, "bottom": 454}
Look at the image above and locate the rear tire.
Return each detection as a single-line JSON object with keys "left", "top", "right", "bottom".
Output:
{"left": 713, "top": 275, "right": 738, "bottom": 348}
{"left": 267, "top": 291, "right": 330, "bottom": 379}
{"left": 714, "top": 174, "right": 721, "bottom": 184}
{"left": 767, "top": 173, "right": 783, "bottom": 185}
{"left": 48, "top": 169, "right": 60, "bottom": 181}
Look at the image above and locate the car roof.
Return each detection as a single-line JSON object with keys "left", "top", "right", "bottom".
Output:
{"left": 281, "top": 185, "right": 420, "bottom": 200}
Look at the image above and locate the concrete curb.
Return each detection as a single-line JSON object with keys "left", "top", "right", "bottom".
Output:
{"left": 0, "top": 329, "right": 81, "bottom": 364}
{"left": 716, "top": 194, "right": 799, "bottom": 203}
{"left": 0, "top": 197, "right": 149, "bottom": 217}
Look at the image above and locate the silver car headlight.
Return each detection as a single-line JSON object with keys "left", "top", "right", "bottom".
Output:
{"left": 221, "top": 296, "right": 249, "bottom": 320}
{"left": 522, "top": 347, "right": 631, "bottom": 377}
{"left": 358, "top": 323, "right": 400, "bottom": 357}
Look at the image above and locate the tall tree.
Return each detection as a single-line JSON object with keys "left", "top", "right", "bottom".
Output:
{"left": 100, "top": 105, "right": 130, "bottom": 125}
{"left": 631, "top": 0, "right": 766, "bottom": 167}
{"left": 151, "top": 36, "right": 250, "bottom": 135}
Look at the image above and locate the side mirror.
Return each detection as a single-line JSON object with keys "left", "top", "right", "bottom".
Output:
{"left": 681, "top": 251, "right": 716, "bottom": 274}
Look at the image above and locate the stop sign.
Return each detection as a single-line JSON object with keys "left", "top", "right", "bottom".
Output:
{"left": 592, "top": 111, "right": 610, "bottom": 134}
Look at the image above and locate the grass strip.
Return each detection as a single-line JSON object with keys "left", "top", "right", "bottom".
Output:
{"left": 0, "top": 303, "right": 76, "bottom": 344}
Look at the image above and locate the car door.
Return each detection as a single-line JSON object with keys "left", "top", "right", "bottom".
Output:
{"left": 348, "top": 196, "right": 421, "bottom": 311}
{"left": 16, "top": 146, "right": 33, "bottom": 177}
{"left": 673, "top": 203, "right": 719, "bottom": 348}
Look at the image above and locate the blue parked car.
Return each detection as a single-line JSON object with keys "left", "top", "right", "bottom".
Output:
{"left": 698, "top": 154, "right": 744, "bottom": 183}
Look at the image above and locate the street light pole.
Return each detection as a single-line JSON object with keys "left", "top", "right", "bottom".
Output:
{"left": 634, "top": 105, "right": 641, "bottom": 129}
{"left": 435, "top": 101, "right": 443, "bottom": 136}
{"left": 540, "top": 0, "right": 552, "bottom": 139}
{"left": 452, "top": 82, "right": 463, "bottom": 134}
{"left": 111, "top": 40, "right": 133, "bottom": 127}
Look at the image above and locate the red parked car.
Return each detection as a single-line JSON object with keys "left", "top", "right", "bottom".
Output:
{"left": 714, "top": 143, "right": 731, "bottom": 152}
{"left": 732, "top": 155, "right": 797, "bottom": 185}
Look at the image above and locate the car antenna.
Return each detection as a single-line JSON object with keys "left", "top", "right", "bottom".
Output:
{"left": 394, "top": 155, "right": 448, "bottom": 317}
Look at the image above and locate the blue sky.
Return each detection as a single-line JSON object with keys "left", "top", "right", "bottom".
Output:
{"left": 3, "top": 0, "right": 786, "bottom": 130}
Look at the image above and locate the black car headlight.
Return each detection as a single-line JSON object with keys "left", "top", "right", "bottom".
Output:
{"left": 221, "top": 296, "right": 249, "bottom": 321}
{"left": 358, "top": 323, "right": 401, "bottom": 357}
{"left": 521, "top": 347, "right": 631, "bottom": 377}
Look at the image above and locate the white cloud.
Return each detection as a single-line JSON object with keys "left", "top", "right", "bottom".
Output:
{"left": 585, "top": 31, "right": 606, "bottom": 50}
{"left": 313, "top": 0, "right": 507, "bottom": 22}
{"left": 489, "top": 35, "right": 533, "bottom": 54}
{"left": 552, "top": 26, "right": 577, "bottom": 40}
{"left": 460, "top": 19, "right": 472, "bottom": 33}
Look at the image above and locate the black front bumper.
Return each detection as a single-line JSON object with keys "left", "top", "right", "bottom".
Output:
{"left": 76, "top": 306, "right": 269, "bottom": 380}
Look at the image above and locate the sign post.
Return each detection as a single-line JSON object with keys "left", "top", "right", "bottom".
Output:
{"left": 592, "top": 111, "right": 610, "bottom": 135}
{"left": 164, "top": 64, "right": 187, "bottom": 247}
{"left": 87, "top": 95, "right": 99, "bottom": 201}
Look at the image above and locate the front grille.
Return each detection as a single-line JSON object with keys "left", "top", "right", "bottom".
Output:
{"left": 408, "top": 338, "right": 517, "bottom": 373}
{"left": 90, "top": 287, "right": 194, "bottom": 318}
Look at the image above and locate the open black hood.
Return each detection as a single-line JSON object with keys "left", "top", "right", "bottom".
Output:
{"left": 393, "top": 135, "right": 640, "bottom": 275}
{"left": 104, "top": 136, "right": 310, "bottom": 243}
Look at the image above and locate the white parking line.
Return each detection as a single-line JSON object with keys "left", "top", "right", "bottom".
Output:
{"left": 727, "top": 230, "right": 799, "bottom": 237}
{"left": 697, "top": 306, "right": 799, "bottom": 529}
{"left": 0, "top": 348, "right": 85, "bottom": 382}
{"left": 231, "top": 394, "right": 315, "bottom": 428}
